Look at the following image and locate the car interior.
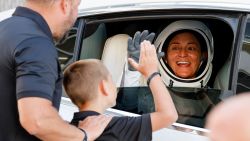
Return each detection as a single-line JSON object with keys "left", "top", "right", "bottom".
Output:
{"left": 57, "top": 14, "right": 237, "bottom": 128}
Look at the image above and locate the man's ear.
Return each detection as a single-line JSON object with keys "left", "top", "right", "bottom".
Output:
{"left": 99, "top": 80, "right": 109, "bottom": 96}
{"left": 60, "top": 0, "right": 71, "bottom": 15}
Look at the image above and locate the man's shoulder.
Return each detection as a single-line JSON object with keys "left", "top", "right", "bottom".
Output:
{"left": 0, "top": 16, "right": 53, "bottom": 52}
{"left": 1, "top": 16, "right": 48, "bottom": 40}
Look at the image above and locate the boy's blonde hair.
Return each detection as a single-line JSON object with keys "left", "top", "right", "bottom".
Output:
{"left": 63, "top": 59, "right": 109, "bottom": 107}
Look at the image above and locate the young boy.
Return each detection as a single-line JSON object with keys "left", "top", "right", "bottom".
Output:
{"left": 63, "top": 41, "right": 178, "bottom": 141}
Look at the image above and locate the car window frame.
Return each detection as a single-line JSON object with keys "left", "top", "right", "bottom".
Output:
{"left": 61, "top": 10, "right": 247, "bottom": 132}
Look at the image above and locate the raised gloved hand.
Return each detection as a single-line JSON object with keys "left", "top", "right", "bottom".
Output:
{"left": 128, "top": 30, "right": 155, "bottom": 71}
{"left": 127, "top": 30, "right": 164, "bottom": 71}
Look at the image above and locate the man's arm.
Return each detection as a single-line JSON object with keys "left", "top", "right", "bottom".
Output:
{"left": 18, "top": 97, "right": 111, "bottom": 141}
{"left": 128, "top": 41, "right": 178, "bottom": 132}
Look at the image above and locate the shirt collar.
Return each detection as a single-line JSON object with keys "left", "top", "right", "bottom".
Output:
{"left": 12, "top": 6, "right": 53, "bottom": 40}
{"left": 73, "top": 111, "right": 100, "bottom": 121}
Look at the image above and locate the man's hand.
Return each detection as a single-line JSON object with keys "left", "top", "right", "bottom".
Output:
{"left": 128, "top": 41, "right": 158, "bottom": 78}
{"left": 78, "top": 115, "right": 112, "bottom": 141}
{"left": 127, "top": 30, "right": 155, "bottom": 71}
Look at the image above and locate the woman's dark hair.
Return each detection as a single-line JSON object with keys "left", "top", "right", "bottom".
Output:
{"left": 162, "top": 29, "right": 207, "bottom": 53}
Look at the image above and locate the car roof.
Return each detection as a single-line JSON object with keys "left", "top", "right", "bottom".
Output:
{"left": 1, "top": 0, "right": 250, "bottom": 21}
{"left": 79, "top": 0, "right": 250, "bottom": 16}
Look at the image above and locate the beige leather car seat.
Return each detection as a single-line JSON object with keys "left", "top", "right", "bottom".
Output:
{"left": 101, "top": 34, "right": 129, "bottom": 87}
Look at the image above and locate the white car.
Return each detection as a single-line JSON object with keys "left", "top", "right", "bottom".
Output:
{"left": 57, "top": 0, "right": 250, "bottom": 140}
{"left": 2, "top": 0, "right": 250, "bottom": 140}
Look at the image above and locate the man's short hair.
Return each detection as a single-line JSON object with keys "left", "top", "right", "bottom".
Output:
{"left": 63, "top": 59, "right": 109, "bottom": 107}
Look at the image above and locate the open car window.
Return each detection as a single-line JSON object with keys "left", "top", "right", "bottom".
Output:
{"left": 76, "top": 13, "right": 238, "bottom": 129}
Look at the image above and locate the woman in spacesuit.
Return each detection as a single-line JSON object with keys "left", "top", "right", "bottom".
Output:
{"left": 154, "top": 20, "right": 214, "bottom": 88}
{"left": 122, "top": 20, "right": 215, "bottom": 122}
{"left": 154, "top": 20, "right": 215, "bottom": 128}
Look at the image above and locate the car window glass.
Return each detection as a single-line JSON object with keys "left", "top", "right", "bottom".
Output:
{"left": 80, "top": 23, "right": 107, "bottom": 60}
{"left": 56, "top": 21, "right": 79, "bottom": 70}
{"left": 236, "top": 18, "right": 250, "bottom": 93}
{"left": 114, "top": 87, "right": 223, "bottom": 128}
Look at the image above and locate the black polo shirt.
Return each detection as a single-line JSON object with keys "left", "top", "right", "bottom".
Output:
{"left": 71, "top": 111, "right": 152, "bottom": 141}
{"left": 0, "top": 7, "right": 62, "bottom": 141}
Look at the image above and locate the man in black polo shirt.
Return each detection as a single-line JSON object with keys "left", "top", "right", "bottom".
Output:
{"left": 63, "top": 41, "right": 178, "bottom": 141}
{"left": 0, "top": 0, "right": 111, "bottom": 141}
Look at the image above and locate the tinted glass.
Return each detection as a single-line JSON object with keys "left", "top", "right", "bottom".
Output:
{"left": 114, "top": 87, "right": 222, "bottom": 128}
{"left": 56, "top": 21, "right": 79, "bottom": 70}
{"left": 80, "top": 23, "right": 107, "bottom": 60}
{"left": 236, "top": 19, "right": 250, "bottom": 93}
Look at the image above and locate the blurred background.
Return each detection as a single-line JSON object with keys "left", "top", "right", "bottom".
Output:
{"left": 0, "top": 0, "right": 24, "bottom": 12}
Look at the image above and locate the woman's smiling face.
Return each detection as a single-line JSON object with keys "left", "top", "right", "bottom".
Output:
{"left": 165, "top": 32, "right": 202, "bottom": 79}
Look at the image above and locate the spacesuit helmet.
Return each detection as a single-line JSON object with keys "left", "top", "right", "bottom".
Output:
{"left": 154, "top": 20, "right": 214, "bottom": 88}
